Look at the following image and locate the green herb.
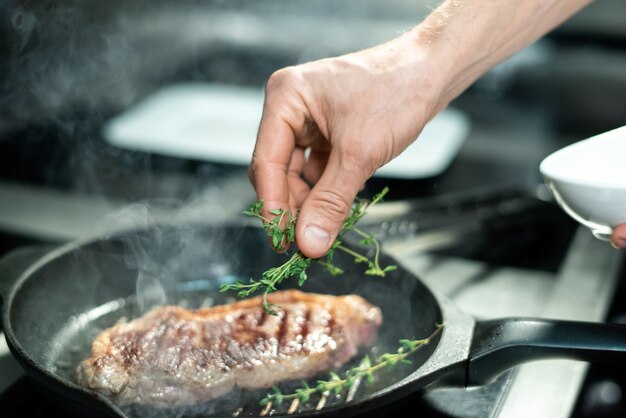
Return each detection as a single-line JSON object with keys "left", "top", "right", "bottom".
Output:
{"left": 219, "top": 253, "right": 312, "bottom": 316}
{"left": 259, "top": 323, "right": 445, "bottom": 407}
{"left": 242, "top": 200, "right": 297, "bottom": 252}
{"left": 219, "top": 187, "right": 395, "bottom": 314}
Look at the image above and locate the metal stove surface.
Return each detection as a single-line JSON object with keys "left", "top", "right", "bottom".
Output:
{"left": 397, "top": 228, "right": 623, "bottom": 418}
{"left": 358, "top": 187, "right": 625, "bottom": 417}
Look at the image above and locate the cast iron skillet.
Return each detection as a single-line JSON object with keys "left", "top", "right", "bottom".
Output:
{"left": 1, "top": 222, "right": 626, "bottom": 418}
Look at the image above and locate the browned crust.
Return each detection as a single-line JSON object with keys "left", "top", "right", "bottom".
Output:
{"left": 76, "top": 290, "right": 382, "bottom": 407}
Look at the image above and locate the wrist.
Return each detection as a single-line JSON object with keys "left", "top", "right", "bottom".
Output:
{"left": 400, "top": 15, "right": 497, "bottom": 117}
{"left": 385, "top": 30, "right": 459, "bottom": 122}
{"left": 371, "top": 30, "right": 454, "bottom": 124}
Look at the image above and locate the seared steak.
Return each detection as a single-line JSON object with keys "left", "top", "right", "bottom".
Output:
{"left": 76, "top": 290, "right": 382, "bottom": 407}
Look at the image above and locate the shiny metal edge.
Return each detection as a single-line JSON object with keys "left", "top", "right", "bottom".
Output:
{"left": 497, "top": 227, "right": 624, "bottom": 418}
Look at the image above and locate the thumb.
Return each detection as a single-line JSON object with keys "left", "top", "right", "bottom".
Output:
{"left": 295, "top": 150, "right": 372, "bottom": 258}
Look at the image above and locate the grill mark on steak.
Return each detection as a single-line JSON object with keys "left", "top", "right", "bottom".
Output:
{"left": 301, "top": 307, "right": 311, "bottom": 341}
{"left": 278, "top": 310, "right": 289, "bottom": 346}
{"left": 258, "top": 309, "right": 268, "bottom": 327}
{"left": 117, "top": 331, "right": 142, "bottom": 368}
{"left": 76, "top": 290, "right": 382, "bottom": 408}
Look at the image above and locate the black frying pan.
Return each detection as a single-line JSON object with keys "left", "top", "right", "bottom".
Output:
{"left": 1, "top": 222, "right": 626, "bottom": 418}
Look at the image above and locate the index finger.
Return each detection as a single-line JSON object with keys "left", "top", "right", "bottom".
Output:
{"left": 249, "top": 104, "right": 296, "bottom": 220}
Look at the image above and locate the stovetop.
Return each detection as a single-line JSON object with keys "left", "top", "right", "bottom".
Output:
{"left": 0, "top": 50, "right": 624, "bottom": 415}
{"left": 365, "top": 190, "right": 625, "bottom": 418}
{"left": 1, "top": 96, "right": 625, "bottom": 416}
{"left": 1, "top": 181, "right": 624, "bottom": 418}
{"left": 2, "top": 1, "right": 625, "bottom": 415}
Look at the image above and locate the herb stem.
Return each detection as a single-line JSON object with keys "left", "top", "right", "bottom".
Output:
{"left": 260, "top": 323, "right": 445, "bottom": 407}
{"left": 351, "top": 227, "right": 371, "bottom": 239}
{"left": 353, "top": 227, "right": 384, "bottom": 274}
{"left": 336, "top": 244, "right": 369, "bottom": 263}
{"left": 315, "top": 260, "right": 344, "bottom": 276}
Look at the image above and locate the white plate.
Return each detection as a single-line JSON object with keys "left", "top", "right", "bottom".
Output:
{"left": 104, "top": 83, "right": 470, "bottom": 179}
{"left": 540, "top": 125, "right": 626, "bottom": 240}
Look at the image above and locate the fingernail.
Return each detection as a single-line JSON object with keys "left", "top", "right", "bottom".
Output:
{"left": 304, "top": 225, "right": 331, "bottom": 252}
{"left": 612, "top": 238, "right": 626, "bottom": 250}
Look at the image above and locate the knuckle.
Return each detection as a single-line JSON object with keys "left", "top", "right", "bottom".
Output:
{"left": 249, "top": 155, "right": 261, "bottom": 175}
{"left": 310, "top": 189, "right": 352, "bottom": 223}
{"left": 248, "top": 154, "right": 267, "bottom": 186}
{"left": 247, "top": 164, "right": 256, "bottom": 185}
{"left": 266, "top": 67, "right": 297, "bottom": 92}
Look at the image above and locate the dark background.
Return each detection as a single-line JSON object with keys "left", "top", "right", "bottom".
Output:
{"left": 0, "top": 1, "right": 625, "bottom": 417}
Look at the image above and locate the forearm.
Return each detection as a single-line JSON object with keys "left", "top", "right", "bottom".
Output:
{"left": 249, "top": 0, "right": 596, "bottom": 257}
{"left": 414, "top": 0, "right": 593, "bottom": 110}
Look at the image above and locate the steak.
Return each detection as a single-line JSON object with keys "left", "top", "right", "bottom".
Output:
{"left": 76, "top": 290, "right": 382, "bottom": 407}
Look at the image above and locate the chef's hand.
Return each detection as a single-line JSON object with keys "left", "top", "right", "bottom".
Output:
{"left": 249, "top": 0, "right": 592, "bottom": 258}
{"left": 249, "top": 33, "right": 443, "bottom": 259}
{"left": 612, "top": 224, "right": 626, "bottom": 249}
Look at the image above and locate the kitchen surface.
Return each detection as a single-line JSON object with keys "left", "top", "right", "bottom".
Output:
{"left": 1, "top": 1, "right": 626, "bottom": 417}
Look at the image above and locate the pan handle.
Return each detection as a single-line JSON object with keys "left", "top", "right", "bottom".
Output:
{"left": 467, "top": 317, "right": 626, "bottom": 386}
{"left": 0, "top": 246, "right": 54, "bottom": 306}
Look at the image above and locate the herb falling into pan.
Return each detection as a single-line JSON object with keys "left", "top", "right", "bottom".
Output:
{"left": 260, "top": 323, "right": 445, "bottom": 408}
{"left": 220, "top": 187, "right": 397, "bottom": 314}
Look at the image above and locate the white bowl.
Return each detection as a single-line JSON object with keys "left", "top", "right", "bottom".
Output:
{"left": 540, "top": 125, "right": 626, "bottom": 241}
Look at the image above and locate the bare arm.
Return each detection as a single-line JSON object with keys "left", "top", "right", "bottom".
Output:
{"left": 417, "top": 0, "right": 593, "bottom": 107}
{"left": 250, "top": 0, "right": 602, "bottom": 258}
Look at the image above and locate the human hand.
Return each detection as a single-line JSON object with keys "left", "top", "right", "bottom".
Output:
{"left": 249, "top": 33, "right": 447, "bottom": 258}
{"left": 612, "top": 224, "right": 626, "bottom": 249}
{"left": 249, "top": 0, "right": 593, "bottom": 258}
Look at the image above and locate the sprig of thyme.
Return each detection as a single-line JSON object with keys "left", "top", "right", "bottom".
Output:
{"left": 242, "top": 201, "right": 297, "bottom": 252}
{"left": 259, "top": 323, "right": 445, "bottom": 407}
{"left": 219, "top": 188, "right": 396, "bottom": 314}
{"left": 219, "top": 253, "right": 312, "bottom": 315}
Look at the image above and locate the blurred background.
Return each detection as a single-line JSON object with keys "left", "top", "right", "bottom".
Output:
{"left": 0, "top": 1, "right": 625, "bottom": 417}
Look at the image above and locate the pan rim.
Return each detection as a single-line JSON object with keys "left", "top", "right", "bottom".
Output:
{"left": 2, "top": 220, "right": 465, "bottom": 417}
{"left": 2, "top": 234, "right": 130, "bottom": 415}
